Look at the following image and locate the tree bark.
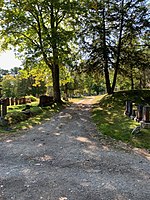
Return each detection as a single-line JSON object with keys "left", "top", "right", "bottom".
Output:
{"left": 51, "top": 3, "right": 61, "bottom": 103}
{"left": 130, "top": 67, "right": 134, "bottom": 90}
{"left": 111, "top": 0, "right": 124, "bottom": 92}
{"left": 52, "top": 63, "right": 61, "bottom": 102}
{"left": 102, "top": 7, "right": 112, "bottom": 94}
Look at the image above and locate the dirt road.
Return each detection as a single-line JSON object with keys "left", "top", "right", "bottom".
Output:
{"left": 0, "top": 100, "right": 150, "bottom": 200}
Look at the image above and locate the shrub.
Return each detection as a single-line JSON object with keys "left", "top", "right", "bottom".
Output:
{"left": 30, "top": 107, "right": 43, "bottom": 116}
{"left": 5, "top": 111, "right": 29, "bottom": 125}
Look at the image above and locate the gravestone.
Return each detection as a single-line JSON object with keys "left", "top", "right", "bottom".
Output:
{"left": 130, "top": 109, "right": 136, "bottom": 120}
{"left": 19, "top": 98, "right": 26, "bottom": 105}
{"left": 135, "top": 104, "right": 143, "bottom": 122}
{"left": 15, "top": 98, "right": 18, "bottom": 105}
{"left": 141, "top": 106, "right": 150, "bottom": 129}
{"left": 10, "top": 98, "right": 15, "bottom": 106}
{"left": 143, "top": 106, "right": 150, "bottom": 123}
{"left": 125, "top": 101, "right": 132, "bottom": 116}
{"left": 39, "top": 95, "right": 54, "bottom": 107}
{"left": 6, "top": 98, "right": 10, "bottom": 106}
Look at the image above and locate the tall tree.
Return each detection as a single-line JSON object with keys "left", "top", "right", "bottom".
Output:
{"left": 78, "top": 0, "right": 149, "bottom": 94}
{"left": 0, "top": 0, "right": 76, "bottom": 102}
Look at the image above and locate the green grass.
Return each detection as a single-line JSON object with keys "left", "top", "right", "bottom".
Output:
{"left": 12, "top": 105, "right": 60, "bottom": 131}
{"left": 0, "top": 101, "right": 64, "bottom": 137}
{"left": 92, "top": 90, "right": 150, "bottom": 150}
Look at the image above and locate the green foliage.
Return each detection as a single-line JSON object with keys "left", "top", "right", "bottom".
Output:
{"left": 0, "top": 0, "right": 79, "bottom": 102}
{"left": 5, "top": 111, "right": 29, "bottom": 125}
{"left": 1, "top": 102, "right": 62, "bottom": 132}
{"left": 77, "top": 0, "right": 149, "bottom": 94}
{"left": 1, "top": 74, "right": 16, "bottom": 97}
{"left": 5, "top": 105, "right": 44, "bottom": 125}
{"left": 30, "top": 106, "right": 43, "bottom": 116}
{"left": 100, "top": 90, "right": 150, "bottom": 107}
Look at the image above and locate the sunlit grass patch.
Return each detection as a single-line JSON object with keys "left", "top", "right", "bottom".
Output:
{"left": 0, "top": 102, "right": 63, "bottom": 138}
{"left": 92, "top": 90, "right": 150, "bottom": 150}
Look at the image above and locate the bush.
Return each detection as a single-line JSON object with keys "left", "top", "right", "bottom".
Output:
{"left": 30, "top": 106, "right": 43, "bottom": 116}
{"left": 5, "top": 111, "right": 29, "bottom": 125}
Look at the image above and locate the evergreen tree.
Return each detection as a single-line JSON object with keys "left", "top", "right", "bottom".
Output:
{"left": 77, "top": 0, "right": 149, "bottom": 94}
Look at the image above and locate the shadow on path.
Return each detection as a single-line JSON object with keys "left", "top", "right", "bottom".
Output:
{"left": 0, "top": 102, "right": 150, "bottom": 200}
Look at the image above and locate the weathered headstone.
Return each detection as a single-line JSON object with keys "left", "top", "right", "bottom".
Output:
{"left": 143, "top": 106, "right": 150, "bottom": 123}
{"left": 10, "top": 98, "right": 15, "bottom": 106}
{"left": 125, "top": 101, "right": 132, "bottom": 116}
{"left": 130, "top": 109, "right": 136, "bottom": 120}
{"left": 141, "top": 106, "right": 150, "bottom": 129}
{"left": 15, "top": 98, "right": 18, "bottom": 105}
{"left": 39, "top": 95, "right": 54, "bottom": 107}
{"left": 135, "top": 104, "right": 143, "bottom": 122}
{"left": 5, "top": 98, "right": 10, "bottom": 106}
{"left": 19, "top": 98, "right": 26, "bottom": 104}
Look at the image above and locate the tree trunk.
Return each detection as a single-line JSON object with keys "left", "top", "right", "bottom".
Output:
{"left": 112, "top": 0, "right": 124, "bottom": 92}
{"left": 143, "top": 67, "right": 146, "bottom": 88}
{"left": 102, "top": 7, "right": 112, "bottom": 94}
{"left": 51, "top": 3, "right": 61, "bottom": 103}
{"left": 52, "top": 63, "right": 61, "bottom": 102}
{"left": 131, "top": 68, "right": 134, "bottom": 90}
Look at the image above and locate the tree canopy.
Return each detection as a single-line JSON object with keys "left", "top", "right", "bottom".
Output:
{"left": 0, "top": 0, "right": 149, "bottom": 98}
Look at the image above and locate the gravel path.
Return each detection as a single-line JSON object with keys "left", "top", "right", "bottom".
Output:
{"left": 0, "top": 101, "right": 150, "bottom": 200}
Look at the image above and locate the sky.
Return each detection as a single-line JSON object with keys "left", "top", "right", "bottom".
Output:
{"left": 0, "top": 50, "right": 22, "bottom": 70}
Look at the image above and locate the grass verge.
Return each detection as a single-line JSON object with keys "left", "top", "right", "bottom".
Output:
{"left": 0, "top": 102, "right": 65, "bottom": 138}
{"left": 92, "top": 90, "right": 150, "bottom": 151}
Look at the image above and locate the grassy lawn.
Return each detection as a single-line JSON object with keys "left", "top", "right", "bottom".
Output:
{"left": 92, "top": 91, "right": 150, "bottom": 150}
{"left": 1, "top": 92, "right": 150, "bottom": 151}
{"left": 0, "top": 101, "right": 63, "bottom": 137}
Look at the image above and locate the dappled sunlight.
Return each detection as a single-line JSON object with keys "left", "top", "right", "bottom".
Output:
{"left": 80, "top": 180, "right": 91, "bottom": 187}
{"left": 26, "top": 154, "right": 53, "bottom": 162}
{"left": 5, "top": 139, "right": 13, "bottom": 143}
{"left": 21, "top": 125, "right": 33, "bottom": 130}
{"left": 44, "top": 118, "right": 51, "bottom": 121}
{"left": 38, "top": 127, "right": 44, "bottom": 130}
{"left": 88, "top": 144, "right": 98, "bottom": 151}
{"left": 133, "top": 148, "right": 150, "bottom": 161}
{"left": 80, "top": 117, "right": 87, "bottom": 122}
{"left": 76, "top": 121, "right": 82, "bottom": 127}
{"left": 38, "top": 127, "right": 46, "bottom": 133}
{"left": 102, "top": 145, "right": 110, "bottom": 151}
{"left": 37, "top": 143, "right": 44, "bottom": 147}
{"left": 104, "top": 182, "right": 116, "bottom": 190}
{"left": 53, "top": 132, "right": 61, "bottom": 136}
{"left": 115, "top": 194, "right": 128, "bottom": 200}
{"left": 39, "top": 155, "right": 53, "bottom": 161}
{"left": 76, "top": 136, "right": 92, "bottom": 144}
{"left": 58, "top": 112, "right": 72, "bottom": 119}
{"left": 83, "top": 149, "right": 99, "bottom": 156}
{"left": 22, "top": 168, "right": 31, "bottom": 175}
{"left": 59, "top": 197, "right": 68, "bottom": 200}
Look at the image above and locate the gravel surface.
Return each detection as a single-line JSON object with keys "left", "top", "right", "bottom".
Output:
{"left": 0, "top": 100, "right": 150, "bottom": 200}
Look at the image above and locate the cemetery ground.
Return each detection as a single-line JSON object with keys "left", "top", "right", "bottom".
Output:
{"left": 0, "top": 91, "right": 150, "bottom": 151}
{"left": 0, "top": 91, "right": 150, "bottom": 200}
